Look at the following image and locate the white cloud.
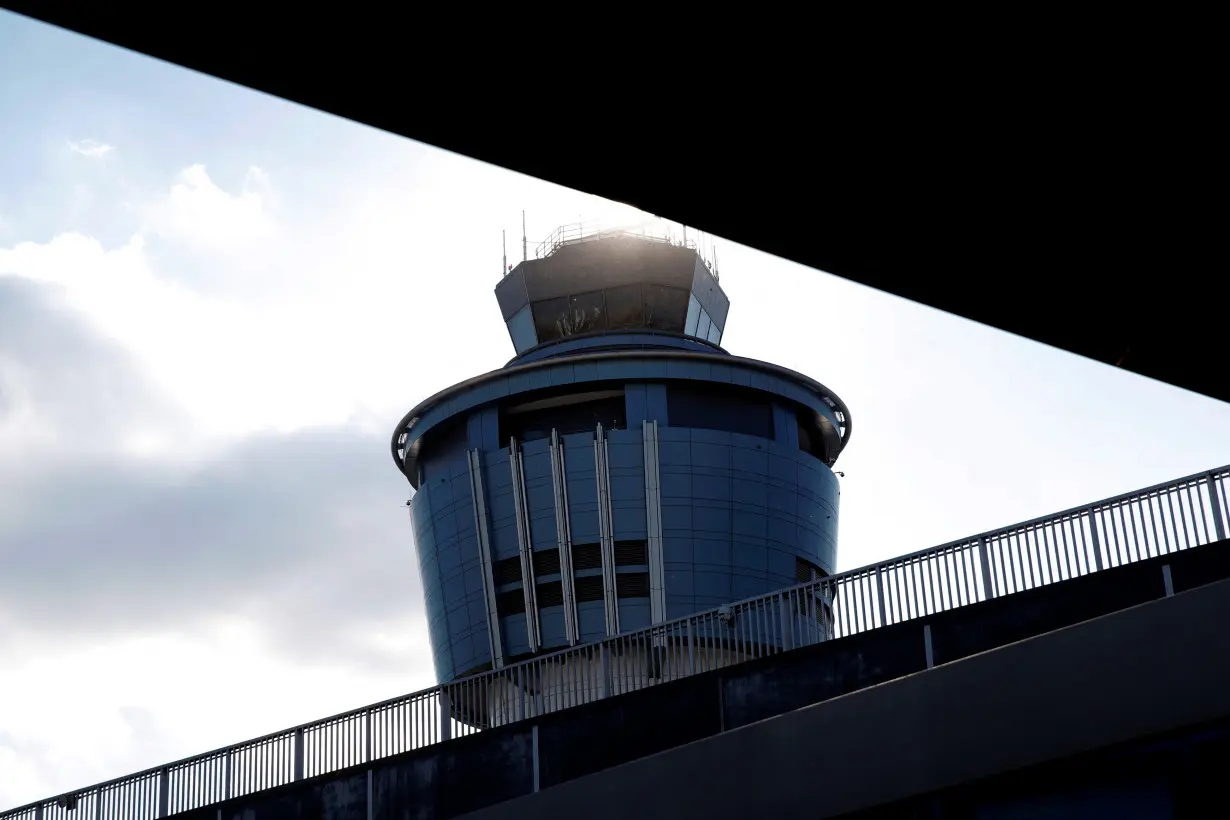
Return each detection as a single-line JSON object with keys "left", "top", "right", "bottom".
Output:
{"left": 0, "top": 159, "right": 639, "bottom": 439}
{"left": 0, "top": 276, "right": 437, "bottom": 808}
{"left": 0, "top": 623, "right": 435, "bottom": 806}
{"left": 67, "top": 138, "right": 114, "bottom": 158}
{"left": 148, "top": 163, "right": 275, "bottom": 248}
{"left": 0, "top": 225, "right": 362, "bottom": 438}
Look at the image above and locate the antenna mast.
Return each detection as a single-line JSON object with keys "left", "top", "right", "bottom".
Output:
{"left": 502, "top": 229, "right": 508, "bottom": 276}
{"left": 522, "top": 210, "right": 528, "bottom": 262}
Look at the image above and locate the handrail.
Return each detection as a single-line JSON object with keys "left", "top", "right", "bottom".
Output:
{"left": 532, "top": 220, "right": 697, "bottom": 261}
{"left": 526, "top": 221, "right": 719, "bottom": 282}
{"left": 5, "top": 464, "right": 1227, "bottom": 817}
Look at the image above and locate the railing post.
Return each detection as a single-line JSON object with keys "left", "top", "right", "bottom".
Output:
{"left": 439, "top": 690, "right": 453, "bottom": 742}
{"left": 293, "top": 728, "right": 304, "bottom": 782}
{"left": 824, "top": 582, "right": 837, "bottom": 640}
{"left": 365, "top": 710, "right": 374, "bottom": 764}
{"left": 1207, "top": 474, "right": 1227, "bottom": 542}
{"left": 1088, "top": 507, "right": 1105, "bottom": 571}
{"left": 224, "top": 750, "right": 233, "bottom": 800}
{"left": 531, "top": 724, "right": 541, "bottom": 793}
{"left": 599, "top": 644, "right": 612, "bottom": 699}
{"left": 533, "top": 664, "right": 546, "bottom": 718}
{"left": 515, "top": 668, "right": 526, "bottom": 722}
{"left": 779, "top": 593, "right": 794, "bottom": 651}
{"left": 977, "top": 538, "right": 994, "bottom": 601}
{"left": 875, "top": 569, "right": 889, "bottom": 627}
{"left": 157, "top": 767, "right": 170, "bottom": 818}
{"left": 686, "top": 619, "right": 696, "bottom": 673}
{"left": 35, "top": 803, "right": 43, "bottom": 820}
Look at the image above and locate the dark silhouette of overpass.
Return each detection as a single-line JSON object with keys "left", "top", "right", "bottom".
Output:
{"left": 0, "top": 4, "right": 1221, "bottom": 406}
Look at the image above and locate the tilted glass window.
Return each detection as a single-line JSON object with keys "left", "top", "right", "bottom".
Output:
{"left": 685, "top": 293, "right": 701, "bottom": 336}
{"left": 508, "top": 304, "right": 538, "bottom": 352}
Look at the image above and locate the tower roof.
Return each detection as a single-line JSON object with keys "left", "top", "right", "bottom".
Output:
{"left": 495, "top": 225, "right": 730, "bottom": 356}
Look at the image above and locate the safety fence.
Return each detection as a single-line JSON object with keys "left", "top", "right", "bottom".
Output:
{"left": 532, "top": 220, "right": 697, "bottom": 260}
{"left": 4, "top": 465, "right": 1226, "bottom": 819}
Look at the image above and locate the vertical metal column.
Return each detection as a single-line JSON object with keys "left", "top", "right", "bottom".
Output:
{"left": 599, "top": 644, "right": 613, "bottom": 698}
{"left": 364, "top": 709, "right": 373, "bottom": 764}
{"left": 594, "top": 424, "right": 620, "bottom": 636}
{"left": 550, "top": 430, "right": 579, "bottom": 643}
{"left": 439, "top": 690, "right": 452, "bottom": 741}
{"left": 977, "top": 537, "right": 994, "bottom": 601}
{"left": 515, "top": 668, "right": 527, "bottom": 722}
{"left": 1207, "top": 473, "right": 1227, "bottom": 542}
{"left": 467, "top": 450, "right": 505, "bottom": 668}
{"left": 875, "top": 567, "right": 889, "bottom": 627}
{"left": 157, "top": 768, "right": 169, "bottom": 818}
{"left": 509, "top": 438, "right": 541, "bottom": 652}
{"left": 293, "top": 728, "right": 304, "bottom": 781}
{"left": 531, "top": 724, "right": 541, "bottom": 793}
{"left": 643, "top": 420, "right": 667, "bottom": 625}
{"left": 779, "top": 593, "right": 794, "bottom": 651}
{"left": 686, "top": 619, "right": 697, "bottom": 673}
{"left": 1087, "top": 507, "right": 1105, "bottom": 572}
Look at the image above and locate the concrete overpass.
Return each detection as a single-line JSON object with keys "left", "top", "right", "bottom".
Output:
{"left": 464, "top": 555, "right": 1230, "bottom": 820}
{"left": 157, "top": 536, "right": 1229, "bottom": 820}
{"left": 5, "top": 466, "right": 1228, "bottom": 820}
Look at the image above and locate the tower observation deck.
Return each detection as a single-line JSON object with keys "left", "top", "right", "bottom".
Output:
{"left": 391, "top": 223, "right": 852, "bottom": 723}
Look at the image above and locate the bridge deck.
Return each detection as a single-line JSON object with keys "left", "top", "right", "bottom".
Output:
{"left": 462, "top": 568, "right": 1230, "bottom": 819}
{"left": 5, "top": 466, "right": 1228, "bottom": 820}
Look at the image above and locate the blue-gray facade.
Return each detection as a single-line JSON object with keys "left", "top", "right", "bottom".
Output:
{"left": 392, "top": 231, "right": 852, "bottom": 683}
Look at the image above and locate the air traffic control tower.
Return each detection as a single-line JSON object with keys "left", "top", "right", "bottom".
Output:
{"left": 390, "top": 223, "right": 852, "bottom": 717}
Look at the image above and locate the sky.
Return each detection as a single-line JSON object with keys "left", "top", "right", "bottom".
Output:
{"left": 1, "top": 10, "right": 1228, "bottom": 809}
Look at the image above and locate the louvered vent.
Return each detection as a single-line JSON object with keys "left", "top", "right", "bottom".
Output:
{"left": 574, "top": 574, "right": 606, "bottom": 602}
{"left": 496, "top": 589, "right": 526, "bottom": 616}
{"left": 493, "top": 556, "right": 523, "bottom": 585}
{"left": 614, "top": 539, "right": 648, "bottom": 566}
{"left": 532, "top": 548, "right": 561, "bottom": 577}
{"left": 572, "top": 542, "right": 603, "bottom": 570}
{"left": 616, "top": 572, "right": 650, "bottom": 599}
{"left": 536, "top": 581, "right": 564, "bottom": 608}
{"left": 796, "top": 556, "right": 822, "bottom": 584}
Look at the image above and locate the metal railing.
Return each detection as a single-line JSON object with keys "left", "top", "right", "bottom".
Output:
{"left": 533, "top": 220, "right": 696, "bottom": 260}
{"left": 5, "top": 465, "right": 1227, "bottom": 818}
{"left": 530, "top": 221, "right": 719, "bottom": 280}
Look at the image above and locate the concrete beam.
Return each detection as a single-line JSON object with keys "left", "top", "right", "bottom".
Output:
{"left": 460, "top": 576, "right": 1230, "bottom": 820}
